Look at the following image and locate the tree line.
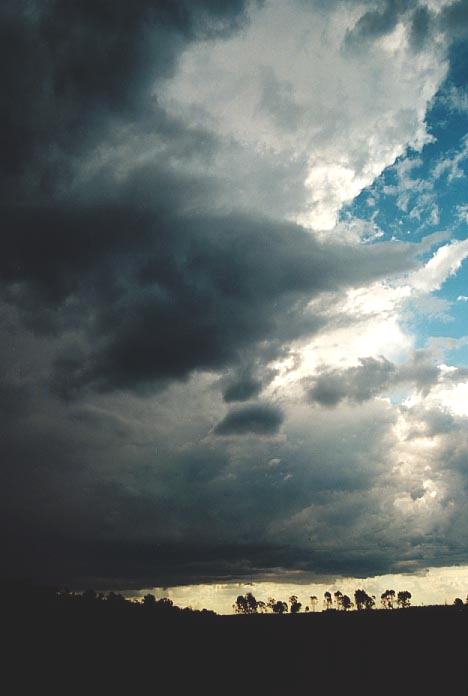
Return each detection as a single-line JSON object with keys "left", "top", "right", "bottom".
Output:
{"left": 0, "top": 580, "right": 215, "bottom": 617}
{"left": 234, "top": 588, "right": 416, "bottom": 614}
{"left": 57, "top": 588, "right": 214, "bottom": 617}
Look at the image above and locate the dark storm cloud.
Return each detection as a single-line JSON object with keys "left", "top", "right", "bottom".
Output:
{"left": 1, "top": 197, "right": 422, "bottom": 397}
{"left": 0, "top": 0, "right": 448, "bottom": 396}
{"left": 214, "top": 403, "right": 284, "bottom": 435}
{"left": 0, "top": 0, "right": 253, "bottom": 199}
{"left": 3, "top": 333, "right": 467, "bottom": 589}
{"left": 0, "top": 314, "right": 402, "bottom": 587}
{"left": 0, "top": 534, "right": 404, "bottom": 589}
{"left": 0, "top": 382, "right": 400, "bottom": 587}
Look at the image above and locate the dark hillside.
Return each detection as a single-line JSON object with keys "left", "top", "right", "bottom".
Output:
{"left": 3, "top": 585, "right": 467, "bottom": 695}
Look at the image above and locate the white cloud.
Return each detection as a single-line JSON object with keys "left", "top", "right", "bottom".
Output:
{"left": 409, "top": 238, "right": 468, "bottom": 292}
{"left": 430, "top": 380, "right": 468, "bottom": 417}
{"left": 160, "top": 0, "right": 447, "bottom": 232}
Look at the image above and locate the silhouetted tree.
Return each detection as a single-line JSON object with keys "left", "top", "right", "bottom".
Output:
{"left": 324, "top": 591, "right": 333, "bottom": 610}
{"left": 289, "top": 595, "right": 302, "bottom": 613}
{"left": 354, "top": 589, "right": 366, "bottom": 610}
{"left": 234, "top": 592, "right": 258, "bottom": 614}
{"left": 341, "top": 595, "right": 353, "bottom": 611}
{"left": 143, "top": 593, "right": 157, "bottom": 607}
{"left": 0, "top": 580, "right": 217, "bottom": 617}
{"left": 397, "top": 591, "right": 411, "bottom": 608}
{"left": 334, "top": 591, "right": 343, "bottom": 610}
{"left": 381, "top": 589, "right": 396, "bottom": 609}
{"left": 354, "top": 589, "right": 374, "bottom": 610}
{"left": 158, "top": 597, "right": 174, "bottom": 612}
{"left": 269, "top": 599, "right": 288, "bottom": 614}
{"left": 310, "top": 595, "right": 318, "bottom": 612}
{"left": 82, "top": 589, "right": 97, "bottom": 602}
{"left": 454, "top": 597, "right": 464, "bottom": 608}
{"left": 107, "top": 591, "right": 126, "bottom": 604}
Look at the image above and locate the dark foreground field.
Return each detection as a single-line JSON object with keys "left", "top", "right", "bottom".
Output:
{"left": 4, "top": 596, "right": 468, "bottom": 695}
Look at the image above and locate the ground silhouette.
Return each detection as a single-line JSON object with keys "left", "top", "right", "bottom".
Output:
{"left": 2, "top": 580, "right": 467, "bottom": 695}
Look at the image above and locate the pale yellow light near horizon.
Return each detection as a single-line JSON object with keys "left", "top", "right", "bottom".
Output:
{"left": 135, "top": 565, "right": 468, "bottom": 614}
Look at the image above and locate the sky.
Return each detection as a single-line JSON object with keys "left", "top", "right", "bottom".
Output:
{"left": 2, "top": 0, "right": 468, "bottom": 613}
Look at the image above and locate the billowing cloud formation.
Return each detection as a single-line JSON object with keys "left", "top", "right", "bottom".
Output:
{"left": 309, "top": 356, "right": 397, "bottom": 406}
{"left": 308, "top": 351, "right": 468, "bottom": 406}
{"left": 2, "top": 0, "right": 468, "bottom": 592}
{"left": 162, "top": 0, "right": 447, "bottom": 229}
{"left": 1, "top": 204, "right": 423, "bottom": 397}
